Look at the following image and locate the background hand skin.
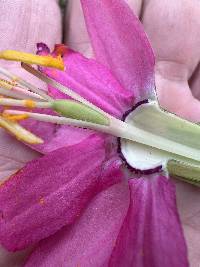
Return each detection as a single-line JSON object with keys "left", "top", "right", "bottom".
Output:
{"left": 0, "top": 0, "right": 200, "bottom": 266}
{"left": 0, "top": 0, "right": 61, "bottom": 266}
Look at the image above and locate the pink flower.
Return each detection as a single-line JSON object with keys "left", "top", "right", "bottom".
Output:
{"left": 0, "top": 0, "right": 195, "bottom": 266}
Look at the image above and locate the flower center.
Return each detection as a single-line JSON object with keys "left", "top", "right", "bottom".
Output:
{"left": 0, "top": 50, "right": 200, "bottom": 184}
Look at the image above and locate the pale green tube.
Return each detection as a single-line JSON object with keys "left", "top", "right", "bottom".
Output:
{"left": 52, "top": 100, "right": 109, "bottom": 126}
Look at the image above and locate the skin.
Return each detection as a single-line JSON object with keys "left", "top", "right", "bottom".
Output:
{"left": 0, "top": 0, "right": 199, "bottom": 266}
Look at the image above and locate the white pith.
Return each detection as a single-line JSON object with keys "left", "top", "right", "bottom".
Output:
{"left": 121, "top": 101, "right": 200, "bottom": 171}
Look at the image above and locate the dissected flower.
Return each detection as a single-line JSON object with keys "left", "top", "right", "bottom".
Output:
{"left": 0, "top": 0, "right": 198, "bottom": 266}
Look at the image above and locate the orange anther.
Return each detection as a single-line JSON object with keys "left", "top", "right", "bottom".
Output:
{"left": 24, "top": 99, "right": 36, "bottom": 109}
{"left": 2, "top": 113, "right": 29, "bottom": 122}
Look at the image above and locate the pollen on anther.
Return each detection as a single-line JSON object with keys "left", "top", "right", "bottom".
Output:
{"left": 24, "top": 99, "right": 36, "bottom": 109}
{"left": 2, "top": 113, "right": 29, "bottom": 122}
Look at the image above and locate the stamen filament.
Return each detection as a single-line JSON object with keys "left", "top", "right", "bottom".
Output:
{"left": 12, "top": 87, "right": 44, "bottom": 100}
{"left": 22, "top": 63, "right": 110, "bottom": 117}
{"left": 0, "top": 86, "right": 43, "bottom": 100}
{"left": 0, "top": 98, "right": 51, "bottom": 109}
{"left": 0, "top": 66, "right": 52, "bottom": 101}
{"left": 4, "top": 110, "right": 109, "bottom": 132}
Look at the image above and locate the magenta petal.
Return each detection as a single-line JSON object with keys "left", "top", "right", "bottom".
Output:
{"left": 25, "top": 182, "right": 129, "bottom": 267}
{"left": 109, "top": 175, "right": 189, "bottom": 267}
{"left": 81, "top": 0, "right": 155, "bottom": 101}
{"left": 0, "top": 135, "right": 121, "bottom": 251}
{"left": 41, "top": 48, "right": 134, "bottom": 118}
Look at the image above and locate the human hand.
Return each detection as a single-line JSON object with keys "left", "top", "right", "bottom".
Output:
{"left": 0, "top": 0, "right": 200, "bottom": 266}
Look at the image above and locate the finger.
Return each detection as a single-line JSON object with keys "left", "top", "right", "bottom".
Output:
{"left": 0, "top": 1, "right": 62, "bottom": 265}
{"left": 0, "top": 0, "right": 61, "bottom": 52}
{"left": 0, "top": 0, "right": 62, "bottom": 86}
{"left": 155, "top": 66, "right": 200, "bottom": 121}
{"left": 141, "top": 0, "right": 200, "bottom": 121}
{"left": 65, "top": 0, "right": 92, "bottom": 56}
{"left": 142, "top": 0, "right": 200, "bottom": 73}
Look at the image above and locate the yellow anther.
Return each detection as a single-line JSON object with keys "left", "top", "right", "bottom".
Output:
{"left": 24, "top": 99, "right": 36, "bottom": 109}
{"left": 0, "top": 50, "right": 64, "bottom": 70}
{"left": 2, "top": 113, "right": 29, "bottom": 122}
{"left": 0, "top": 115, "right": 43, "bottom": 144}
